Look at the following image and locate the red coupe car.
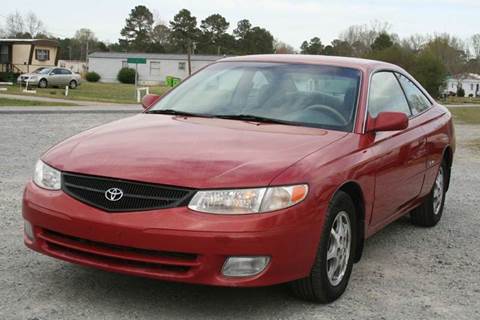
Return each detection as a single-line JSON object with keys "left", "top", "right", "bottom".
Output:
{"left": 23, "top": 55, "right": 455, "bottom": 303}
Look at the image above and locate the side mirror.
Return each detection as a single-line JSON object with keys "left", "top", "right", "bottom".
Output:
{"left": 141, "top": 94, "right": 161, "bottom": 110}
{"left": 367, "top": 111, "right": 409, "bottom": 133}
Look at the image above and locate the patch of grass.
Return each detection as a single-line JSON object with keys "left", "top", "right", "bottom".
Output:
{"left": 0, "top": 82, "right": 171, "bottom": 104}
{"left": 439, "top": 96, "right": 480, "bottom": 105}
{"left": 448, "top": 107, "right": 480, "bottom": 124}
{"left": 0, "top": 97, "right": 76, "bottom": 107}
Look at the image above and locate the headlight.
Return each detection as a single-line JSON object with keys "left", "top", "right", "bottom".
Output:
{"left": 33, "top": 160, "right": 61, "bottom": 190}
{"left": 188, "top": 184, "right": 308, "bottom": 214}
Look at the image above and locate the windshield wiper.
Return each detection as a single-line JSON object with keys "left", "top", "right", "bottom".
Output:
{"left": 146, "top": 109, "right": 213, "bottom": 118}
{"left": 215, "top": 114, "right": 292, "bottom": 125}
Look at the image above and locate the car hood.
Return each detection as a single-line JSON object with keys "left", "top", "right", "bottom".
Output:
{"left": 43, "top": 114, "right": 347, "bottom": 188}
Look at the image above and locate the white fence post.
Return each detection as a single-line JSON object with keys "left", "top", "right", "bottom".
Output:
{"left": 136, "top": 87, "right": 149, "bottom": 103}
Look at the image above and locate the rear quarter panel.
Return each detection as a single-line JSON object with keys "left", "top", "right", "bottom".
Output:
{"left": 419, "top": 104, "right": 455, "bottom": 196}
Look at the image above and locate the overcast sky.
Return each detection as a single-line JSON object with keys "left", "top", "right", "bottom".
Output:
{"left": 1, "top": 0, "right": 479, "bottom": 49}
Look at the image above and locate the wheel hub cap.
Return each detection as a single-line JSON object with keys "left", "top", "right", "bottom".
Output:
{"left": 433, "top": 167, "right": 444, "bottom": 215}
{"left": 326, "top": 211, "right": 351, "bottom": 286}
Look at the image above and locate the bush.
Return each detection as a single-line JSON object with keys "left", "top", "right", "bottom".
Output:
{"left": 457, "top": 87, "right": 465, "bottom": 97}
{"left": 117, "top": 67, "right": 136, "bottom": 84}
{"left": 85, "top": 71, "right": 100, "bottom": 82}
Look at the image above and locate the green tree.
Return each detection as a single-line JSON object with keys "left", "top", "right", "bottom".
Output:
{"left": 330, "top": 39, "right": 353, "bottom": 56}
{"left": 371, "top": 32, "right": 394, "bottom": 51}
{"left": 120, "top": 5, "right": 154, "bottom": 51}
{"left": 199, "top": 14, "right": 229, "bottom": 54}
{"left": 366, "top": 45, "right": 416, "bottom": 71}
{"left": 169, "top": 9, "right": 199, "bottom": 74}
{"left": 149, "top": 24, "right": 171, "bottom": 53}
{"left": 300, "top": 41, "right": 309, "bottom": 54}
{"left": 300, "top": 37, "right": 323, "bottom": 54}
{"left": 242, "top": 27, "right": 274, "bottom": 54}
{"left": 412, "top": 52, "right": 446, "bottom": 97}
{"left": 233, "top": 19, "right": 252, "bottom": 40}
{"left": 423, "top": 35, "right": 467, "bottom": 75}
{"left": 234, "top": 19, "right": 274, "bottom": 54}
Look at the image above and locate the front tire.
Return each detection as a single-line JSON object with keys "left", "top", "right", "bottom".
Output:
{"left": 38, "top": 79, "right": 47, "bottom": 88}
{"left": 290, "top": 191, "right": 356, "bottom": 303}
{"left": 411, "top": 160, "right": 447, "bottom": 227}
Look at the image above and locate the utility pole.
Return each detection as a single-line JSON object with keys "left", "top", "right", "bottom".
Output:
{"left": 187, "top": 38, "right": 192, "bottom": 76}
{"left": 85, "top": 40, "right": 89, "bottom": 62}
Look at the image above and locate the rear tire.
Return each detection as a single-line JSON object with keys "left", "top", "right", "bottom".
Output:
{"left": 290, "top": 191, "right": 357, "bottom": 303}
{"left": 411, "top": 160, "right": 447, "bottom": 227}
{"left": 69, "top": 80, "right": 77, "bottom": 89}
{"left": 38, "top": 79, "right": 47, "bottom": 88}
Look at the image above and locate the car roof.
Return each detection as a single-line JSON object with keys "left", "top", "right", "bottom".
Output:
{"left": 219, "top": 54, "right": 401, "bottom": 73}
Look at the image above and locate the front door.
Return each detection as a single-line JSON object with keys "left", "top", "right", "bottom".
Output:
{"left": 367, "top": 71, "right": 427, "bottom": 226}
{"left": 49, "top": 68, "right": 63, "bottom": 86}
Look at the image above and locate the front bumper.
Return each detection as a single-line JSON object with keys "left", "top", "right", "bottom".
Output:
{"left": 23, "top": 181, "right": 325, "bottom": 287}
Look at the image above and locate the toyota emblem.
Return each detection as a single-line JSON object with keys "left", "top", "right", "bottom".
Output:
{"left": 105, "top": 188, "right": 124, "bottom": 202}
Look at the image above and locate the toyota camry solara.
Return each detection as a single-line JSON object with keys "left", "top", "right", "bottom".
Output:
{"left": 23, "top": 55, "right": 455, "bottom": 303}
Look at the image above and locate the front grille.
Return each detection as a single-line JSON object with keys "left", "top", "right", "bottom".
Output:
{"left": 39, "top": 229, "right": 198, "bottom": 274}
{"left": 62, "top": 172, "right": 195, "bottom": 212}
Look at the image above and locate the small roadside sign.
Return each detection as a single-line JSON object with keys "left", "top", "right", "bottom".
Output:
{"left": 127, "top": 57, "right": 147, "bottom": 64}
{"left": 127, "top": 58, "right": 147, "bottom": 98}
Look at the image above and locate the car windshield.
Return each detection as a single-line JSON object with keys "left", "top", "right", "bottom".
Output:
{"left": 32, "top": 68, "right": 45, "bottom": 74}
{"left": 149, "top": 62, "right": 361, "bottom": 131}
{"left": 38, "top": 68, "right": 52, "bottom": 74}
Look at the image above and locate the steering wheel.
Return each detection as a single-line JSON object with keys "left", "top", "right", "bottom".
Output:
{"left": 305, "top": 104, "right": 348, "bottom": 126}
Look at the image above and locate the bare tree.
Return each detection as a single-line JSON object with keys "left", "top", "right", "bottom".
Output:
{"left": 472, "top": 34, "right": 480, "bottom": 59}
{"left": 5, "top": 11, "right": 25, "bottom": 37}
{"left": 74, "top": 28, "right": 97, "bottom": 61}
{"left": 340, "top": 20, "right": 391, "bottom": 49}
{"left": 424, "top": 33, "right": 468, "bottom": 75}
{"left": 25, "top": 12, "right": 46, "bottom": 38}
{"left": 402, "top": 34, "right": 429, "bottom": 52}
{"left": 151, "top": 24, "right": 171, "bottom": 46}
{"left": 274, "top": 39, "right": 295, "bottom": 54}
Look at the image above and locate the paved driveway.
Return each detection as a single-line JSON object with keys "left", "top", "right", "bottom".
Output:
{"left": 0, "top": 109, "right": 479, "bottom": 320}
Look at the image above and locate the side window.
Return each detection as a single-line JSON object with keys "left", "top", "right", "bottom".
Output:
{"left": 51, "top": 68, "right": 62, "bottom": 75}
{"left": 368, "top": 72, "right": 411, "bottom": 117}
{"left": 61, "top": 69, "right": 72, "bottom": 75}
{"left": 35, "top": 49, "right": 50, "bottom": 61}
{"left": 396, "top": 73, "right": 431, "bottom": 115}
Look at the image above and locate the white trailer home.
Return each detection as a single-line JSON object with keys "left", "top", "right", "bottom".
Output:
{"left": 443, "top": 73, "right": 480, "bottom": 97}
{"left": 88, "top": 52, "right": 223, "bottom": 84}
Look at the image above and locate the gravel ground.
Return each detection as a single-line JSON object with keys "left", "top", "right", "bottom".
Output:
{"left": 0, "top": 110, "right": 479, "bottom": 320}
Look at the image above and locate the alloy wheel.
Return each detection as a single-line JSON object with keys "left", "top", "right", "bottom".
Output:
{"left": 326, "top": 211, "right": 351, "bottom": 286}
{"left": 433, "top": 166, "right": 444, "bottom": 215}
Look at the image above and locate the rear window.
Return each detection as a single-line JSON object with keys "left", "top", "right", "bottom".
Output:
{"left": 396, "top": 73, "right": 431, "bottom": 115}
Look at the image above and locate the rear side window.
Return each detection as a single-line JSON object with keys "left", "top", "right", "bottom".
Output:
{"left": 368, "top": 72, "right": 411, "bottom": 117}
{"left": 396, "top": 73, "right": 431, "bottom": 115}
{"left": 61, "top": 69, "right": 72, "bottom": 75}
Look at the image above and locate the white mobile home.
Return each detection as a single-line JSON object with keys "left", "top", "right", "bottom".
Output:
{"left": 88, "top": 52, "right": 223, "bottom": 84}
{"left": 444, "top": 73, "right": 480, "bottom": 97}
